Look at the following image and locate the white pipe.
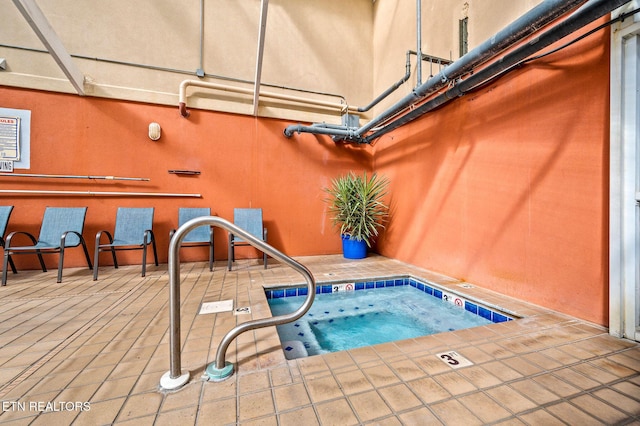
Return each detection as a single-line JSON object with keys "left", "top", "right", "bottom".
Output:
{"left": 178, "top": 79, "right": 358, "bottom": 117}
{"left": 0, "top": 189, "right": 201, "bottom": 197}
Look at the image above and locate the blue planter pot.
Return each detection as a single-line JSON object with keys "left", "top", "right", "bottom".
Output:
{"left": 342, "top": 235, "right": 367, "bottom": 259}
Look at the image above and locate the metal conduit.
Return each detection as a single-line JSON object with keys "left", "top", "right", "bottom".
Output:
{"left": 283, "top": 0, "right": 587, "bottom": 141}
{"left": 160, "top": 216, "right": 316, "bottom": 390}
{"left": 0, "top": 189, "right": 201, "bottom": 197}
{"left": 363, "top": 0, "right": 632, "bottom": 143}
{"left": 355, "top": 0, "right": 587, "bottom": 138}
{"left": 179, "top": 80, "right": 358, "bottom": 118}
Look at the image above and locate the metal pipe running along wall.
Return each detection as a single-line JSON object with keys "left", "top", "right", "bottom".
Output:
{"left": 362, "top": 0, "right": 633, "bottom": 143}
{"left": 282, "top": 0, "right": 598, "bottom": 142}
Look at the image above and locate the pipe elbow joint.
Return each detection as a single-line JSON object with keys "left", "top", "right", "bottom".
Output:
{"left": 283, "top": 125, "right": 299, "bottom": 138}
{"left": 179, "top": 102, "right": 190, "bottom": 118}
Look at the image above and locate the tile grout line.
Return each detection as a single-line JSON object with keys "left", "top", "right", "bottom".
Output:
{"left": 0, "top": 279, "right": 151, "bottom": 401}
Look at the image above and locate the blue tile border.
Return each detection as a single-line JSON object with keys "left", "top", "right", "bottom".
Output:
{"left": 265, "top": 276, "right": 515, "bottom": 324}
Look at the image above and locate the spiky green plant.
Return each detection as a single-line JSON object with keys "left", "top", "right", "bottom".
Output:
{"left": 324, "top": 171, "right": 389, "bottom": 247}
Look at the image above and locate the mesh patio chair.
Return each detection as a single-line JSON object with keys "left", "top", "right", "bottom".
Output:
{"left": 228, "top": 208, "right": 267, "bottom": 271}
{"left": 93, "top": 207, "right": 158, "bottom": 280}
{"left": 2, "top": 207, "right": 92, "bottom": 285}
{"left": 169, "top": 207, "right": 214, "bottom": 271}
{"left": 0, "top": 206, "right": 17, "bottom": 275}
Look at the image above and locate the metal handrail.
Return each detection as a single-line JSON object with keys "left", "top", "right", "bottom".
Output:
{"left": 160, "top": 216, "right": 316, "bottom": 389}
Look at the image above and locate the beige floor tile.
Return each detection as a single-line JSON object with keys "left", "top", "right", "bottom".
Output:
{"left": 154, "top": 406, "right": 198, "bottom": 426}
{"left": 0, "top": 256, "right": 639, "bottom": 424}
{"left": 593, "top": 388, "right": 640, "bottom": 415}
{"left": 277, "top": 406, "right": 320, "bottom": 426}
{"left": 273, "top": 382, "right": 311, "bottom": 411}
{"left": 457, "top": 365, "right": 502, "bottom": 389}
{"left": 546, "top": 401, "right": 604, "bottom": 425}
{"left": 433, "top": 371, "right": 478, "bottom": 396}
{"left": 362, "top": 364, "right": 400, "bottom": 388}
{"left": 197, "top": 396, "right": 236, "bottom": 424}
{"left": 486, "top": 384, "right": 537, "bottom": 414}
{"left": 238, "top": 389, "right": 275, "bottom": 421}
{"left": 569, "top": 394, "right": 630, "bottom": 425}
{"left": 388, "top": 358, "right": 425, "bottom": 381}
{"left": 268, "top": 367, "right": 293, "bottom": 387}
{"left": 429, "top": 399, "right": 483, "bottom": 426}
{"left": 573, "top": 362, "right": 620, "bottom": 384}
{"left": 414, "top": 353, "right": 455, "bottom": 376}
{"left": 116, "top": 392, "right": 163, "bottom": 422}
{"left": 161, "top": 381, "right": 203, "bottom": 412}
{"left": 91, "top": 376, "right": 138, "bottom": 402}
{"left": 305, "top": 375, "right": 343, "bottom": 403}
{"left": 532, "top": 373, "right": 580, "bottom": 398}
{"left": 238, "top": 370, "right": 270, "bottom": 394}
{"left": 407, "top": 377, "right": 452, "bottom": 404}
{"left": 398, "top": 407, "right": 444, "bottom": 425}
{"left": 315, "top": 398, "right": 359, "bottom": 426}
{"left": 590, "top": 357, "right": 637, "bottom": 378}
{"left": 509, "top": 379, "right": 561, "bottom": 405}
{"left": 518, "top": 409, "right": 565, "bottom": 425}
{"left": 378, "top": 383, "right": 422, "bottom": 412}
{"left": 348, "top": 390, "right": 393, "bottom": 422}
{"left": 459, "top": 392, "right": 512, "bottom": 423}
{"left": 68, "top": 398, "right": 125, "bottom": 426}
{"left": 237, "top": 414, "right": 278, "bottom": 425}
{"left": 501, "top": 357, "right": 543, "bottom": 376}
{"left": 334, "top": 369, "right": 374, "bottom": 395}
{"left": 552, "top": 367, "right": 600, "bottom": 390}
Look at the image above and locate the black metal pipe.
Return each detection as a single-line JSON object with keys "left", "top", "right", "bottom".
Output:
{"left": 357, "top": 51, "right": 412, "bottom": 113}
{"left": 363, "top": 0, "right": 632, "bottom": 143}
{"left": 355, "top": 0, "right": 587, "bottom": 137}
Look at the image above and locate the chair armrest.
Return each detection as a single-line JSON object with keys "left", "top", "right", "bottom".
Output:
{"left": 5, "top": 231, "right": 38, "bottom": 248}
{"left": 95, "top": 230, "right": 114, "bottom": 247}
{"left": 60, "top": 230, "right": 83, "bottom": 248}
{"left": 144, "top": 229, "right": 155, "bottom": 244}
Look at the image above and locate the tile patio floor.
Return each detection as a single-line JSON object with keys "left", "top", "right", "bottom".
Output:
{"left": 0, "top": 254, "right": 638, "bottom": 425}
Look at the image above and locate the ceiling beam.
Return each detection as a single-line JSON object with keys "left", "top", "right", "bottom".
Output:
{"left": 12, "top": 0, "right": 85, "bottom": 95}
{"left": 252, "top": 0, "right": 269, "bottom": 116}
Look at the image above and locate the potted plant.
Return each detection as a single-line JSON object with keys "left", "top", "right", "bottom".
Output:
{"left": 324, "top": 171, "right": 390, "bottom": 259}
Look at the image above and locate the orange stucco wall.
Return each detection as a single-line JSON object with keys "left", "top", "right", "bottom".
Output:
{"left": 0, "top": 87, "right": 371, "bottom": 270}
{"left": 0, "top": 20, "right": 611, "bottom": 326}
{"left": 373, "top": 23, "right": 610, "bottom": 325}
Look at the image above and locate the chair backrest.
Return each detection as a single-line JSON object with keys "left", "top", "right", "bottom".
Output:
{"left": 113, "top": 207, "right": 154, "bottom": 245}
{"left": 178, "top": 207, "right": 211, "bottom": 243}
{"left": 38, "top": 207, "right": 87, "bottom": 247}
{"left": 233, "top": 208, "right": 264, "bottom": 242}
{"left": 0, "top": 206, "right": 13, "bottom": 238}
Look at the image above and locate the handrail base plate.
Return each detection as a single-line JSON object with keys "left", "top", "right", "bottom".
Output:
{"left": 206, "top": 361, "right": 234, "bottom": 381}
{"left": 160, "top": 370, "right": 190, "bottom": 390}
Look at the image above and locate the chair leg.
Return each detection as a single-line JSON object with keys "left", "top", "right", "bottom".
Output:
{"left": 142, "top": 243, "right": 148, "bottom": 277}
{"left": 35, "top": 250, "right": 47, "bottom": 272}
{"left": 228, "top": 234, "right": 233, "bottom": 271}
{"left": 93, "top": 247, "right": 100, "bottom": 281}
{"left": 57, "top": 247, "right": 65, "bottom": 283}
{"left": 209, "top": 242, "right": 214, "bottom": 272}
{"left": 7, "top": 255, "right": 17, "bottom": 274}
{"left": 2, "top": 252, "right": 10, "bottom": 286}
{"left": 263, "top": 251, "right": 267, "bottom": 269}
{"left": 80, "top": 239, "right": 93, "bottom": 270}
{"left": 151, "top": 238, "right": 159, "bottom": 266}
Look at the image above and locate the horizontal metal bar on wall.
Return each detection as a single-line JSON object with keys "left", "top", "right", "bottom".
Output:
{"left": 0, "top": 189, "right": 201, "bottom": 197}
{"left": 0, "top": 173, "right": 149, "bottom": 181}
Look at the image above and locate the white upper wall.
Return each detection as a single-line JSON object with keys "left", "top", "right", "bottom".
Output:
{"left": 0, "top": 0, "right": 541, "bottom": 123}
